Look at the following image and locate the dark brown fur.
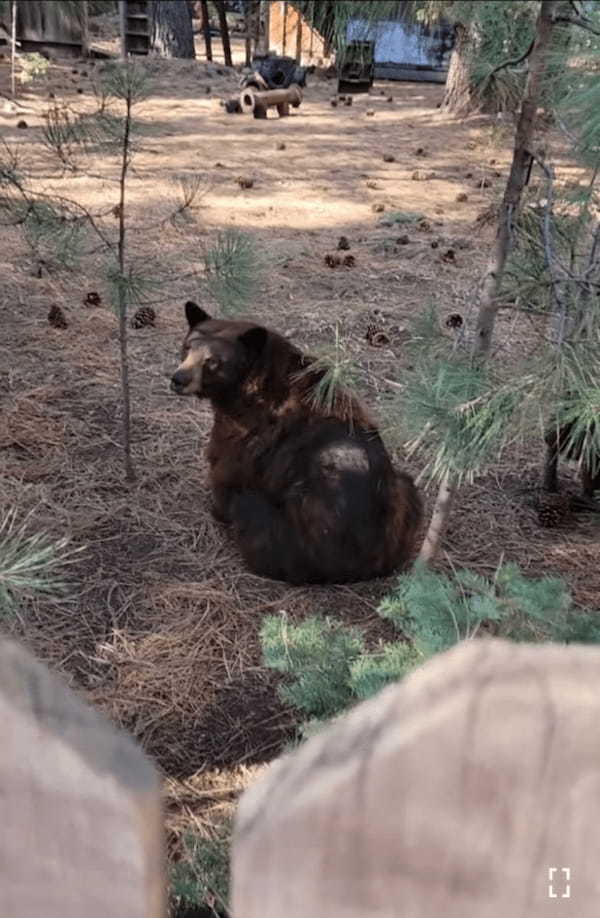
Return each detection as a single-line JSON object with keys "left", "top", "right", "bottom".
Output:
{"left": 544, "top": 420, "right": 600, "bottom": 499}
{"left": 171, "top": 302, "right": 422, "bottom": 584}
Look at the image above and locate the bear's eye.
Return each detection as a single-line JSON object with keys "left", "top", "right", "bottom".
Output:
{"left": 206, "top": 356, "right": 221, "bottom": 372}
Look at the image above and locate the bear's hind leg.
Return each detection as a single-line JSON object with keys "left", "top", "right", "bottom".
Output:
{"left": 231, "top": 491, "right": 314, "bottom": 584}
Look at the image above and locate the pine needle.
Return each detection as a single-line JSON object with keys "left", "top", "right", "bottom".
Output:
{"left": 204, "top": 229, "right": 261, "bottom": 316}
{"left": 0, "top": 509, "right": 80, "bottom": 615}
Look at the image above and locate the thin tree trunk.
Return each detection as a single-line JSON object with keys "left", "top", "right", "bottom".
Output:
{"left": 118, "top": 0, "right": 127, "bottom": 60}
{"left": 473, "top": 0, "right": 559, "bottom": 357}
{"left": 295, "top": 5, "right": 302, "bottom": 64}
{"left": 199, "top": 0, "right": 212, "bottom": 61}
{"left": 244, "top": 0, "right": 252, "bottom": 66}
{"left": 214, "top": 0, "right": 232, "bottom": 67}
{"left": 260, "top": 0, "right": 270, "bottom": 54}
{"left": 10, "top": 0, "right": 17, "bottom": 98}
{"left": 80, "top": 0, "right": 90, "bottom": 57}
{"left": 419, "top": 0, "right": 561, "bottom": 562}
{"left": 151, "top": 0, "right": 196, "bottom": 58}
{"left": 282, "top": 0, "right": 287, "bottom": 55}
{"left": 117, "top": 92, "right": 135, "bottom": 482}
{"left": 255, "top": 0, "right": 261, "bottom": 49}
{"left": 418, "top": 471, "right": 456, "bottom": 564}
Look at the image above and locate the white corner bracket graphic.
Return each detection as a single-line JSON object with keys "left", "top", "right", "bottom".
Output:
{"left": 548, "top": 867, "right": 571, "bottom": 899}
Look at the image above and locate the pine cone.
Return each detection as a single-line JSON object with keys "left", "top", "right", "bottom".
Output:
{"left": 130, "top": 306, "right": 156, "bottom": 329}
{"left": 535, "top": 492, "right": 571, "bottom": 528}
{"left": 48, "top": 304, "right": 68, "bottom": 329}
{"left": 84, "top": 291, "right": 101, "bottom": 307}
{"left": 365, "top": 323, "right": 390, "bottom": 348}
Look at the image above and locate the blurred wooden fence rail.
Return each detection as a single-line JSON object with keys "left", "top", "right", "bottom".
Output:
{"left": 0, "top": 637, "right": 164, "bottom": 918}
{"left": 232, "top": 638, "right": 600, "bottom": 918}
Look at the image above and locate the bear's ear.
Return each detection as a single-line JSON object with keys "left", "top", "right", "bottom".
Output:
{"left": 185, "top": 300, "right": 210, "bottom": 329}
{"left": 238, "top": 326, "right": 268, "bottom": 359}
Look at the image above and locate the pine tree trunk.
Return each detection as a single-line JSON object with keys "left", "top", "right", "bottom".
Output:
{"left": 10, "top": 0, "right": 16, "bottom": 98}
{"left": 295, "top": 6, "right": 302, "bottom": 64}
{"left": 441, "top": 24, "right": 476, "bottom": 116}
{"left": 473, "top": 0, "right": 559, "bottom": 358}
{"left": 418, "top": 471, "right": 456, "bottom": 564}
{"left": 244, "top": 0, "right": 253, "bottom": 67}
{"left": 214, "top": 0, "right": 232, "bottom": 67}
{"left": 199, "top": 0, "right": 212, "bottom": 61}
{"left": 419, "top": 0, "right": 561, "bottom": 565}
{"left": 260, "top": 0, "right": 270, "bottom": 55}
{"left": 151, "top": 0, "right": 196, "bottom": 58}
{"left": 80, "top": 0, "right": 90, "bottom": 58}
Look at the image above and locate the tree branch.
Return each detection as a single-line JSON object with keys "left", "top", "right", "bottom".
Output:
{"left": 553, "top": 14, "right": 600, "bottom": 37}
{"left": 486, "top": 38, "right": 536, "bottom": 82}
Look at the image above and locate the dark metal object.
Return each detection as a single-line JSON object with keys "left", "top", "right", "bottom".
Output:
{"left": 241, "top": 53, "right": 309, "bottom": 91}
{"left": 337, "top": 40, "right": 375, "bottom": 95}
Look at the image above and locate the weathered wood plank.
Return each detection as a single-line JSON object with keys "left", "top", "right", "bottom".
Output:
{"left": 232, "top": 638, "right": 600, "bottom": 917}
{"left": 0, "top": 637, "right": 164, "bottom": 918}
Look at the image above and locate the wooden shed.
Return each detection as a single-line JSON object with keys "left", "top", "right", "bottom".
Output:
{"left": 16, "top": 0, "right": 83, "bottom": 57}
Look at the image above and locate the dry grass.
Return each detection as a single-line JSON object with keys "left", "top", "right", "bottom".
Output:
{"left": 1, "top": 35, "right": 600, "bottom": 861}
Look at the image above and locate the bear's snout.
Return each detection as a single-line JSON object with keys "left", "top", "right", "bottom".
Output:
{"left": 171, "top": 369, "right": 193, "bottom": 394}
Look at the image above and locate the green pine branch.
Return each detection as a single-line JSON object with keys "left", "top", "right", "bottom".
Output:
{"left": 0, "top": 510, "right": 77, "bottom": 616}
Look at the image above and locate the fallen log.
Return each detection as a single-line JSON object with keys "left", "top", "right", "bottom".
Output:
{"left": 239, "top": 84, "right": 302, "bottom": 119}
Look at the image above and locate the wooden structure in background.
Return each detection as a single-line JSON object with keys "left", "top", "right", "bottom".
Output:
{"left": 119, "top": 0, "right": 151, "bottom": 57}
{"left": 0, "top": 637, "right": 164, "bottom": 918}
{"left": 233, "top": 638, "right": 600, "bottom": 917}
{"left": 269, "top": 1, "right": 329, "bottom": 65}
{"left": 15, "top": 0, "right": 83, "bottom": 57}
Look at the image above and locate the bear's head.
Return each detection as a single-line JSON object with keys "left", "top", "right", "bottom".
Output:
{"left": 170, "top": 301, "right": 268, "bottom": 400}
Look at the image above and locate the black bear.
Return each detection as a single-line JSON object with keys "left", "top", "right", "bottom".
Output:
{"left": 171, "top": 301, "right": 422, "bottom": 584}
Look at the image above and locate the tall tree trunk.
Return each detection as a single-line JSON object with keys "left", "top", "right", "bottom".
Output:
{"left": 118, "top": 0, "right": 127, "bottom": 59}
{"left": 244, "top": 0, "right": 253, "bottom": 67}
{"left": 473, "top": 0, "right": 558, "bottom": 358}
{"left": 420, "top": 0, "right": 560, "bottom": 565}
{"left": 10, "top": 0, "right": 16, "bottom": 98}
{"left": 214, "top": 0, "right": 232, "bottom": 67}
{"left": 199, "top": 0, "right": 212, "bottom": 61}
{"left": 295, "top": 5, "right": 302, "bottom": 64}
{"left": 260, "top": 0, "right": 270, "bottom": 55}
{"left": 441, "top": 23, "right": 476, "bottom": 116}
{"left": 80, "top": 0, "right": 90, "bottom": 57}
{"left": 282, "top": 0, "right": 287, "bottom": 56}
{"left": 151, "top": 0, "right": 196, "bottom": 58}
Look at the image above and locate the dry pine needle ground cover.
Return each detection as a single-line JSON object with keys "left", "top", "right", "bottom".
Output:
{"left": 1, "top": 40, "right": 600, "bottom": 854}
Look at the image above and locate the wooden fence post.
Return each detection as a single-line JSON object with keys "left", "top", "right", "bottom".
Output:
{"left": 0, "top": 637, "right": 164, "bottom": 918}
{"left": 232, "top": 638, "right": 600, "bottom": 918}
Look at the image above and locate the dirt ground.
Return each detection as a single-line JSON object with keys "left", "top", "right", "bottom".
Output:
{"left": 1, "top": 29, "right": 600, "bottom": 862}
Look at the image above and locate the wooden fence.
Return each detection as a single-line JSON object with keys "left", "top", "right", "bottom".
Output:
{"left": 5, "top": 634, "right": 600, "bottom": 916}
{"left": 232, "top": 638, "right": 600, "bottom": 917}
{"left": 0, "top": 636, "right": 164, "bottom": 917}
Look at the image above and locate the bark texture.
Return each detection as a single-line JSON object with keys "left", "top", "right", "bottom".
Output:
{"left": 151, "top": 0, "right": 196, "bottom": 58}
{"left": 441, "top": 23, "right": 475, "bottom": 116}
{"left": 473, "top": 0, "right": 558, "bottom": 357}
